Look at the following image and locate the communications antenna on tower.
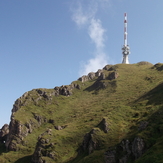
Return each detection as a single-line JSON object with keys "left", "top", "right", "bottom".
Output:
{"left": 122, "top": 13, "right": 130, "bottom": 64}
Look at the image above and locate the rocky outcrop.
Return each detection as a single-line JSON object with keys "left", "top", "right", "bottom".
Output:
{"left": 78, "top": 72, "right": 96, "bottom": 82}
{"left": 105, "top": 148, "right": 116, "bottom": 163}
{"left": 5, "top": 119, "right": 22, "bottom": 151}
{"left": 108, "top": 72, "right": 119, "bottom": 80}
{"left": 95, "top": 69, "right": 103, "bottom": 77}
{"left": 5, "top": 119, "right": 34, "bottom": 151}
{"left": 132, "top": 137, "right": 145, "bottom": 159}
{"left": 98, "top": 72, "right": 106, "bottom": 80}
{"left": 0, "top": 124, "right": 9, "bottom": 144}
{"left": 11, "top": 92, "right": 29, "bottom": 115}
{"left": 98, "top": 118, "right": 109, "bottom": 133}
{"left": 78, "top": 128, "right": 101, "bottom": 155}
{"left": 78, "top": 66, "right": 119, "bottom": 84}
{"left": 36, "top": 89, "right": 52, "bottom": 100}
{"left": 32, "top": 129, "right": 56, "bottom": 163}
{"left": 54, "top": 125, "right": 67, "bottom": 130}
{"left": 33, "top": 113, "right": 47, "bottom": 125}
{"left": 105, "top": 137, "right": 145, "bottom": 163}
{"left": 103, "top": 65, "right": 113, "bottom": 71}
{"left": 78, "top": 70, "right": 103, "bottom": 82}
{"left": 54, "top": 83, "right": 80, "bottom": 96}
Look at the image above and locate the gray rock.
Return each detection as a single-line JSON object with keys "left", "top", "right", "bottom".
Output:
{"left": 120, "top": 139, "right": 131, "bottom": 155}
{"left": 104, "top": 148, "right": 116, "bottom": 163}
{"left": 54, "top": 85, "right": 73, "bottom": 96}
{"left": 132, "top": 137, "right": 145, "bottom": 159}
{"left": 0, "top": 124, "right": 9, "bottom": 143}
{"left": 103, "top": 65, "right": 113, "bottom": 71}
{"left": 105, "top": 137, "right": 145, "bottom": 163}
{"left": 98, "top": 72, "right": 106, "bottom": 80}
{"left": 54, "top": 126, "right": 63, "bottom": 130}
{"left": 108, "top": 72, "right": 119, "bottom": 80}
{"left": 95, "top": 69, "right": 103, "bottom": 77}
{"left": 54, "top": 125, "right": 67, "bottom": 130}
{"left": 88, "top": 72, "right": 95, "bottom": 80}
{"left": 78, "top": 75, "right": 89, "bottom": 82}
{"left": 78, "top": 128, "right": 100, "bottom": 155}
{"left": 119, "top": 156, "right": 128, "bottom": 163}
{"left": 98, "top": 118, "right": 109, "bottom": 133}
{"left": 32, "top": 130, "right": 56, "bottom": 163}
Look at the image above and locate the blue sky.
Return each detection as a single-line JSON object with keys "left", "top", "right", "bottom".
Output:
{"left": 1, "top": 0, "right": 163, "bottom": 127}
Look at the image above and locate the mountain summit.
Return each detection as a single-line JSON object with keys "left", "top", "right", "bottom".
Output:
{"left": 1, "top": 62, "right": 163, "bottom": 163}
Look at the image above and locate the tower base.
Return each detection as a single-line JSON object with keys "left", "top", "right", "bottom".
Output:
{"left": 122, "top": 55, "right": 129, "bottom": 64}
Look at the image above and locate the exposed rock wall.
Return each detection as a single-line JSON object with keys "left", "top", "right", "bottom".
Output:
{"left": 0, "top": 124, "right": 9, "bottom": 144}
{"left": 5, "top": 119, "right": 33, "bottom": 151}
{"left": 32, "top": 129, "right": 56, "bottom": 163}
{"left": 105, "top": 137, "right": 145, "bottom": 163}
{"left": 78, "top": 65, "right": 119, "bottom": 84}
{"left": 78, "top": 128, "right": 101, "bottom": 155}
{"left": 78, "top": 118, "right": 109, "bottom": 155}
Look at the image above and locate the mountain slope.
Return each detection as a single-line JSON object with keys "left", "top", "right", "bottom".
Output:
{"left": 1, "top": 62, "right": 163, "bottom": 163}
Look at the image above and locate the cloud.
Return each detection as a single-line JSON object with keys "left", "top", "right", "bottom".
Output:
{"left": 79, "top": 52, "right": 108, "bottom": 76}
{"left": 88, "top": 18, "right": 106, "bottom": 49}
{"left": 71, "top": 4, "right": 88, "bottom": 27}
{"left": 71, "top": 0, "right": 97, "bottom": 27}
{"left": 71, "top": 0, "right": 110, "bottom": 76}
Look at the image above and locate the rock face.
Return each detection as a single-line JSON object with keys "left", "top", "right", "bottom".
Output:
{"left": 105, "top": 148, "right": 116, "bottom": 163}
{"left": 0, "top": 124, "right": 9, "bottom": 144}
{"left": 132, "top": 137, "right": 145, "bottom": 159}
{"left": 105, "top": 137, "right": 145, "bottom": 163}
{"left": 78, "top": 70, "right": 103, "bottom": 82}
{"left": 54, "top": 83, "right": 80, "bottom": 96}
{"left": 108, "top": 72, "right": 119, "bottom": 80}
{"left": 32, "top": 130, "right": 55, "bottom": 163}
{"left": 78, "top": 66, "right": 119, "bottom": 83}
{"left": 78, "top": 128, "right": 101, "bottom": 155}
{"left": 98, "top": 118, "right": 109, "bottom": 133}
{"left": 78, "top": 73, "right": 96, "bottom": 82}
{"left": 5, "top": 119, "right": 32, "bottom": 151}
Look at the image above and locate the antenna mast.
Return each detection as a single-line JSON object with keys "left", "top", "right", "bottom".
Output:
{"left": 122, "top": 13, "right": 130, "bottom": 64}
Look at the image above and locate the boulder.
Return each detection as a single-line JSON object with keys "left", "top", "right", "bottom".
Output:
{"left": 54, "top": 125, "right": 67, "bottom": 130}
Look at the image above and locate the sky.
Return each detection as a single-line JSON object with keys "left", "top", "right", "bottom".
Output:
{"left": 1, "top": 0, "right": 163, "bottom": 128}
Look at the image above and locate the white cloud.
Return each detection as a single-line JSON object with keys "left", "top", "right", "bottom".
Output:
{"left": 72, "top": 4, "right": 88, "bottom": 27}
{"left": 79, "top": 52, "right": 108, "bottom": 76}
{"left": 71, "top": 0, "right": 110, "bottom": 76}
{"left": 88, "top": 18, "right": 106, "bottom": 49}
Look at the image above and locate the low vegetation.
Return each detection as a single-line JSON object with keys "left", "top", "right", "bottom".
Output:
{"left": 1, "top": 62, "right": 163, "bottom": 162}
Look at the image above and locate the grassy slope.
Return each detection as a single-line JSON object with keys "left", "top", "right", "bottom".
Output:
{"left": 1, "top": 62, "right": 163, "bottom": 162}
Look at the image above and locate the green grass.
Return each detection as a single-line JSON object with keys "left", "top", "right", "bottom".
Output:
{"left": 2, "top": 63, "right": 163, "bottom": 162}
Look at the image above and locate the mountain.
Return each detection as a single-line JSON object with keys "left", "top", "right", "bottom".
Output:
{"left": 1, "top": 62, "right": 163, "bottom": 163}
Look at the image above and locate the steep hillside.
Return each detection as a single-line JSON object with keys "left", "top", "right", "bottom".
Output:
{"left": 1, "top": 62, "right": 163, "bottom": 163}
